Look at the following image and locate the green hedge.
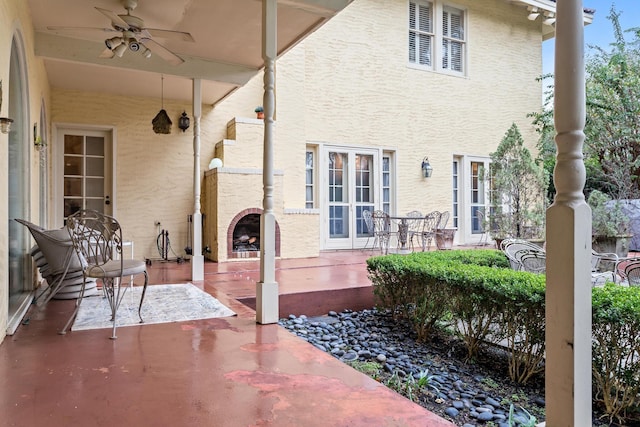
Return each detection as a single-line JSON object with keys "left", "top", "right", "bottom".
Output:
{"left": 367, "top": 249, "right": 640, "bottom": 421}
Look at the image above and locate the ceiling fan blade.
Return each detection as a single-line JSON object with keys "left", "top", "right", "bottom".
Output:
{"left": 145, "top": 28, "right": 195, "bottom": 43}
{"left": 95, "top": 7, "right": 129, "bottom": 29}
{"left": 47, "top": 26, "right": 120, "bottom": 36}
{"left": 140, "top": 38, "right": 184, "bottom": 65}
{"left": 99, "top": 47, "right": 115, "bottom": 59}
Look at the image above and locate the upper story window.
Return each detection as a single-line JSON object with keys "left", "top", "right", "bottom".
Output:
{"left": 409, "top": 1, "right": 466, "bottom": 75}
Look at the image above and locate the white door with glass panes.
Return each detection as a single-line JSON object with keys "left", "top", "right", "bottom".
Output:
{"left": 322, "top": 148, "right": 380, "bottom": 250}
{"left": 453, "top": 157, "right": 490, "bottom": 244}
{"left": 56, "top": 128, "right": 113, "bottom": 224}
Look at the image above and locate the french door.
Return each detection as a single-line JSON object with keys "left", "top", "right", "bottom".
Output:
{"left": 454, "top": 156, "right": 490, "bottom": 244}
{"left": 322, "top": 147, "right": 379, "bottom": 250}
{"left": 56, "top": 128, "right": 113, "bottom": 225}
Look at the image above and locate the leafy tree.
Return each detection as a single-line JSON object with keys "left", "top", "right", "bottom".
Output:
{"left": 530, "top": 5, "right": 640, "bottom": 200}
{"left": 584, "top": 6, "right": 640, "bottom": 199}
{"left": 488, "top": 123, "right": 549, "bottom": 239}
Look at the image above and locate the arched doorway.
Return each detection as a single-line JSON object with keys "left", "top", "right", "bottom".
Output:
{"left": 7, "top": 33, "right": 32, "bottom": 334}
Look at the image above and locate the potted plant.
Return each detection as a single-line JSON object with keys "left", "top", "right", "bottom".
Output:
{"left": 588, "top": 189, "right": 632, "bottom": 257}
{"left": 486, "top": 124, "right": 549, "bottom": 247}
{"left": 254, "top": 106, "right": 264, "bottom": 119}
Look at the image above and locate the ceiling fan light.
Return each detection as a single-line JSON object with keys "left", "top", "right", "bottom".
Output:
{"left": 141, "top": 47, "right": 152, "bottom": 59}
{"left": 129, "top": 41, "right": 140, "bottom": 52}
{"left": 113, "top": 43, "right": 127, "bottom": 57}
{"left": 105, "top": 36, "right": 122, "bottom": 50}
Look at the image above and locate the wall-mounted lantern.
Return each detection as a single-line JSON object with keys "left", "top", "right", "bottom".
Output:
{"left": 0, "top": 80, "right": 13, "bottom": 134}
{"left": 421, "top": 157, "right": 433, "bottom": 178}
{"left": 178, "top": 111, "right": 190, "bottom": 132}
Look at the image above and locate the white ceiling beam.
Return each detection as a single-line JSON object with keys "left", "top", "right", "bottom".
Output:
{"left": 34, "top": 32, "right": 259, "bottom": 85}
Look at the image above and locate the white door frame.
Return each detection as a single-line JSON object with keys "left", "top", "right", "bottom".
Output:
{"left": 320, "top": 145, "right": 382, "bottom": 250}
{"left": 457, "top": 155, "right": 490, "bottom": 245}
{"left": 53, "top": 124, "right": 116, "bottom": 227}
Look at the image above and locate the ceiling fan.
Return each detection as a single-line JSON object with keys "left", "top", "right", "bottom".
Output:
{"left": 47, "top": 0, "right": 194, "bottom": 65}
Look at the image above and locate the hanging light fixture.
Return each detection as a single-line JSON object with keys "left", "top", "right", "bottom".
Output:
{"left": 543, "top": 12, "right": 556, "bottom": 26}
{"left": 421, "top": 157, "right": 433, "bottom": 178}
{"left": 152, "top": 75, "right": 172, "bottom": 134}
{"left": 178, "top": 112, "right": 190, "bottom": 132}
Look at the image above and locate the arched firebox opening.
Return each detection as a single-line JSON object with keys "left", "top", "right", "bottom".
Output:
{"left": 233, "top": 214, "right": 261, "bottom": 252}
{"left": 227, "top": 208, "right": 281, "bottom": 259}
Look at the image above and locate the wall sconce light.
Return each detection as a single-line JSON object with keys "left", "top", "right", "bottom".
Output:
{"left": 0, "top": 117, "right": 13, "bottom": 134}
{"left": 421, "top": 157, "right": 433, "bottom": 178}
{"left": 178, "top": 111, "right": 190, "bottom": 132}
{"left": 527, "top": 6, "right": 540, "bottom": 21}
{"left": 0, "top": 80, "right": 13, "bottom": 134}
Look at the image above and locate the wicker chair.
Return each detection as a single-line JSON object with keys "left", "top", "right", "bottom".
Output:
{"left": 15, "top": 219, "right": 98, "bottom": 305}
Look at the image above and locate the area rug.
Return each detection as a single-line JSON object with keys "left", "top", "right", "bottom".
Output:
{"left": 71, "top": 283, "right": 236, "bottom": 331}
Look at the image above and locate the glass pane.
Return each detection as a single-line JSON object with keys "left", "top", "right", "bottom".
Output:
{"left": 64, "top": 156, "right": 82, "bottom": 175}
{"left": 86, "top": 177, "right": 104, "bottom": 197}
{"left": 86, "top": 157, "right": 104, "bottom": 176}
{"left": 64, "top": 135, "right": 84, "bottom": 154}
{"left": 86, "top": 199, "right": 104, "bottom": 213}
{"left": 86, "top": 136, "right": 104, "bottom": 156}
{"left": 329, "top": 206, "right": 349, "bottom": 238}
{"left": 419, "top": 34, "right": 432, "bottom": 66}
{"left": 64, "top": 199, "right": 83, "bottom": 217}
{"left": 64, "top": 177, "right": 82, "bottom": 196}
{"left": 356, "top": 205, "right": 374, "bottom": 238}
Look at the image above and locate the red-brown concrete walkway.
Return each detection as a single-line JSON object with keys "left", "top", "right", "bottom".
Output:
{"left": 0, "top": 251, "right": 454, "bottom": 427}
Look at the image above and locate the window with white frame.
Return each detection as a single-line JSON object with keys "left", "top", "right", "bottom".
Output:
{"left": 382, "top": 154, "right": 391, "bottom": 214}
{"left": 452, "top": 159, "right": 459, "bottom": 228}
{"left": 305, "top": 149, "right": 315, "bottom": 208}
{"left": 409, "top": 1, "right": 466, "bottom": 74}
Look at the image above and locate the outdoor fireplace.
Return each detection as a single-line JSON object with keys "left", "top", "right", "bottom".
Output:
{"left": 227, "top": 208, "right": 281, "bottom": 259}
{"left": 233, "top": 214, "right": 261, "bottom": 253}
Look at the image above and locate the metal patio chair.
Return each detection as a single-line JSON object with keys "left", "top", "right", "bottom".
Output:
{"left": 371, "top": 210, "right": 394, "bottom": 254}
{"left": 420, "top": 211, "right": 441, "bottom": 251}
{"left": 404, "top": 210, "right": 423, "bottom": 251}
{"left": 624, "top": 259, "right": 640, "bottom": 287}
{"left": 518, "top": 249, "right": 546, "bottom": 274}
{"left": 61, "top": 210, "right": 148, "bottom": 339}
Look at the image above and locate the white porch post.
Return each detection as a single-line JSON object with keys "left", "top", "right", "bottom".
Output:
{"left": 191, "top": 78, "right": 204, "bottom": 281}
{"left": 545, "top": 0, "right": 592, "bottom": 425}
{"left": 256, "top": 0, "right": 279, "bottom": 324}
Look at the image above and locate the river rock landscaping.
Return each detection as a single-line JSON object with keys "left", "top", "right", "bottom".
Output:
{"left": 279, "top": 308, "right": 624, "bottom": 426}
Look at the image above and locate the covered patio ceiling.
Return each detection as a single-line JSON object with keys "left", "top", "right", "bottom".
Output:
{"left": 27, "top": 0, "right": 354, "bottom": 105}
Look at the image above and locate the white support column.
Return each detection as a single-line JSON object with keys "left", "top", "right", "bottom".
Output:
{"left": 256, "top": 0, "right": 279, "bottom": 324}
{"left": 191, "top": 78, "right": 204, "bottom": 281}
{"left": 545, "top": 1, "right": 592, "bottom": 425}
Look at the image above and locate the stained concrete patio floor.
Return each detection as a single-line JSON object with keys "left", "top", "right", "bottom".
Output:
{"left": 1, "top": 250, "right": 454, "bottom": 427}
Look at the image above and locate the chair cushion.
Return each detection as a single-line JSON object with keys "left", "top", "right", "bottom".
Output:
{"left": 86, "top": 259, "right": 146, "bottom": 279}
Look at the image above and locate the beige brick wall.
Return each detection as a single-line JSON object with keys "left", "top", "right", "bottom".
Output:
{"left": 204, "top": 0, "right": 544, "bottom": 255}
{"left": 2, "top": 0, "right": 546, "bottom": 299}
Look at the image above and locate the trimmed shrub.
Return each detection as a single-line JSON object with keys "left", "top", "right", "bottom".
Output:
{"left": 592, "top": 284, "right": 640, "bottom": 422}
